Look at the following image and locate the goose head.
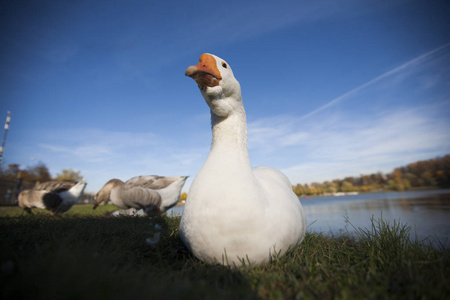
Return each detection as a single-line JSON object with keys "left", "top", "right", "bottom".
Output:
{"left": 186, "top": 53, "right": 242, "bottom": 118}
{"left": 93, "top": 179, "right": 123, "bottom": 209}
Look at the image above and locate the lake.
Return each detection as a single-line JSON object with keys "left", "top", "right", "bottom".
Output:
{"left": 168, "top": 189, "right": 450, "bottom": 247}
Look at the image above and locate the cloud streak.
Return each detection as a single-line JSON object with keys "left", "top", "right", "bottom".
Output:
{"left": 298, "top": 42, "right": 450, "bottom": 121}
{"left": 277, "top": 104, "right": 450, "bottom": 184}
{"left": 33, "top": 127, "right": 208, "bottom": 193}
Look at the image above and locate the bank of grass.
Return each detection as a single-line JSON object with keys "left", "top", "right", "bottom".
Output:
{"left": 0, "top": 205, "right": 449, "bottom": 299}
{"left": 0, "top": 204, "right": 118, "bottom": 217}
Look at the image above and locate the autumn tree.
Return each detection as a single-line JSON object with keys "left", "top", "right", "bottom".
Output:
{"left": 28, "top": 163, "right": 52, "bottom": 183}
{"left": 180, "top": 192, "right": 188, "bottom": 201}
{"left": 340, "top": 181, "right": 355, "bottom": 192}
{"left": 291, "top": 155, "right": 449, "bottom": 196}
{"left": 1, "top": 162, "right": 52, "bottom": 184}
{"left": 292, "top": 184, "right": 304, "bottom": 196}
{"left": 323, "top": 181, "right": 338, "bottom": 194}
{"left": 55, "top": 169, "right": 83, "bottom": 182}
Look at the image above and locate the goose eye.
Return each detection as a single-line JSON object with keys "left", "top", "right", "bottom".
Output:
{"left": 222, "top": 62, "right": 227, "bottom": 68}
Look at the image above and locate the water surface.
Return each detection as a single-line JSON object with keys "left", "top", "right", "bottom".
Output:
{"left": 301, "top": 189, "right": 450, "bottom": 246}
{"left": 168, "top": 189, "right": 450, "bottom": 247}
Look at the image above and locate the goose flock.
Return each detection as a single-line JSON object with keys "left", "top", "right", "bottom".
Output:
{"left": 14, "top": 53, "right": 306, "bottom": 266}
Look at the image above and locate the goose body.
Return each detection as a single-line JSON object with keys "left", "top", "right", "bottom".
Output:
{"left": 94, "top": 175, "right": 188, "bottom": 214}
{"left": 18, "top": 179, "right": 87, "bottom": 214}
{"left": 180, "top": 54, "right": 306, "bottom": 265}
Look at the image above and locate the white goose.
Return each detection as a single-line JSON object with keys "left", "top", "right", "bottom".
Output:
{"left": 93, "top": 175, "right": 188, "bottom": 215}
{"left": 18, "top": 179, "right": 87, "bottom": 215}
{"left": 180, "top": 54, "right": 307, "bottom": 265}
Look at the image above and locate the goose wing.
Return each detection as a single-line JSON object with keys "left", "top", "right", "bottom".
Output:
{"left": 117, "top": 185, "right": 162, "bottom": 210}
{"left": 34, "top": 181, "right": 76, "bottom": 192}
{"left": 124, "top": 175, "right": 176, "bottom": 190}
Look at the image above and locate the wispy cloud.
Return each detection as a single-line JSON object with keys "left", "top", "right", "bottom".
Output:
{"left": 34, "top": 128, "right": 207, "bottom": 192}
{"left": 39, "top": 144, "right": 114, "bottom": 163}
{"left": 38, "top": 129, "right": 164, "bottom": 162}
{"left": 275, "top": 105, "right": 450, "bottom": 184}
{"left": 298, "top": 43, "right": 450, "bottom": 121}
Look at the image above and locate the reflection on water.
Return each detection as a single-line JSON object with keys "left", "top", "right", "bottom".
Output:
{"left": 168, "top": 189, "right": 450, "bottom": 247}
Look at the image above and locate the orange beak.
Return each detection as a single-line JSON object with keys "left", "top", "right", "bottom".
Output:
{"left": 185, "top": 54, "right": 222, "bottom": 88}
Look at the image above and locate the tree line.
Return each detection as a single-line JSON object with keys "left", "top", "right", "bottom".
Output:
{"left": 292, "top": 154, "right": 450, "bottom": 197}
{"left": 0, "top": 163, "right": 83, "bottom": 184}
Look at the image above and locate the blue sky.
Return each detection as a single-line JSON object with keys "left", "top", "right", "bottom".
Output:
{"left": 1, "top": 0, "right": 449, "bottom": 194}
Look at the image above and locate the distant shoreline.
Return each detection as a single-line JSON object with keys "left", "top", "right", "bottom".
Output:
{"left": 298, "top": 186, "right": 445, "bottom": 198}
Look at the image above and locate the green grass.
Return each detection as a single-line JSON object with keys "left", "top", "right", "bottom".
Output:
{"left": 0, "top": 204, "right": 118, "bottom": 217}
{"left": 0, "top": 206, "right": 449, "bottom": 299}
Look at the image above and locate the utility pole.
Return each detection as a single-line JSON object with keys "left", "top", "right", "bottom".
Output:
{"left": 0, "top": 111, "right": 12, "bottom": 169}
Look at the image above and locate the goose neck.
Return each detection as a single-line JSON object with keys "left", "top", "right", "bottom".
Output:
{"left": 210, "top": 108, "right": 248, "bottom": 152}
